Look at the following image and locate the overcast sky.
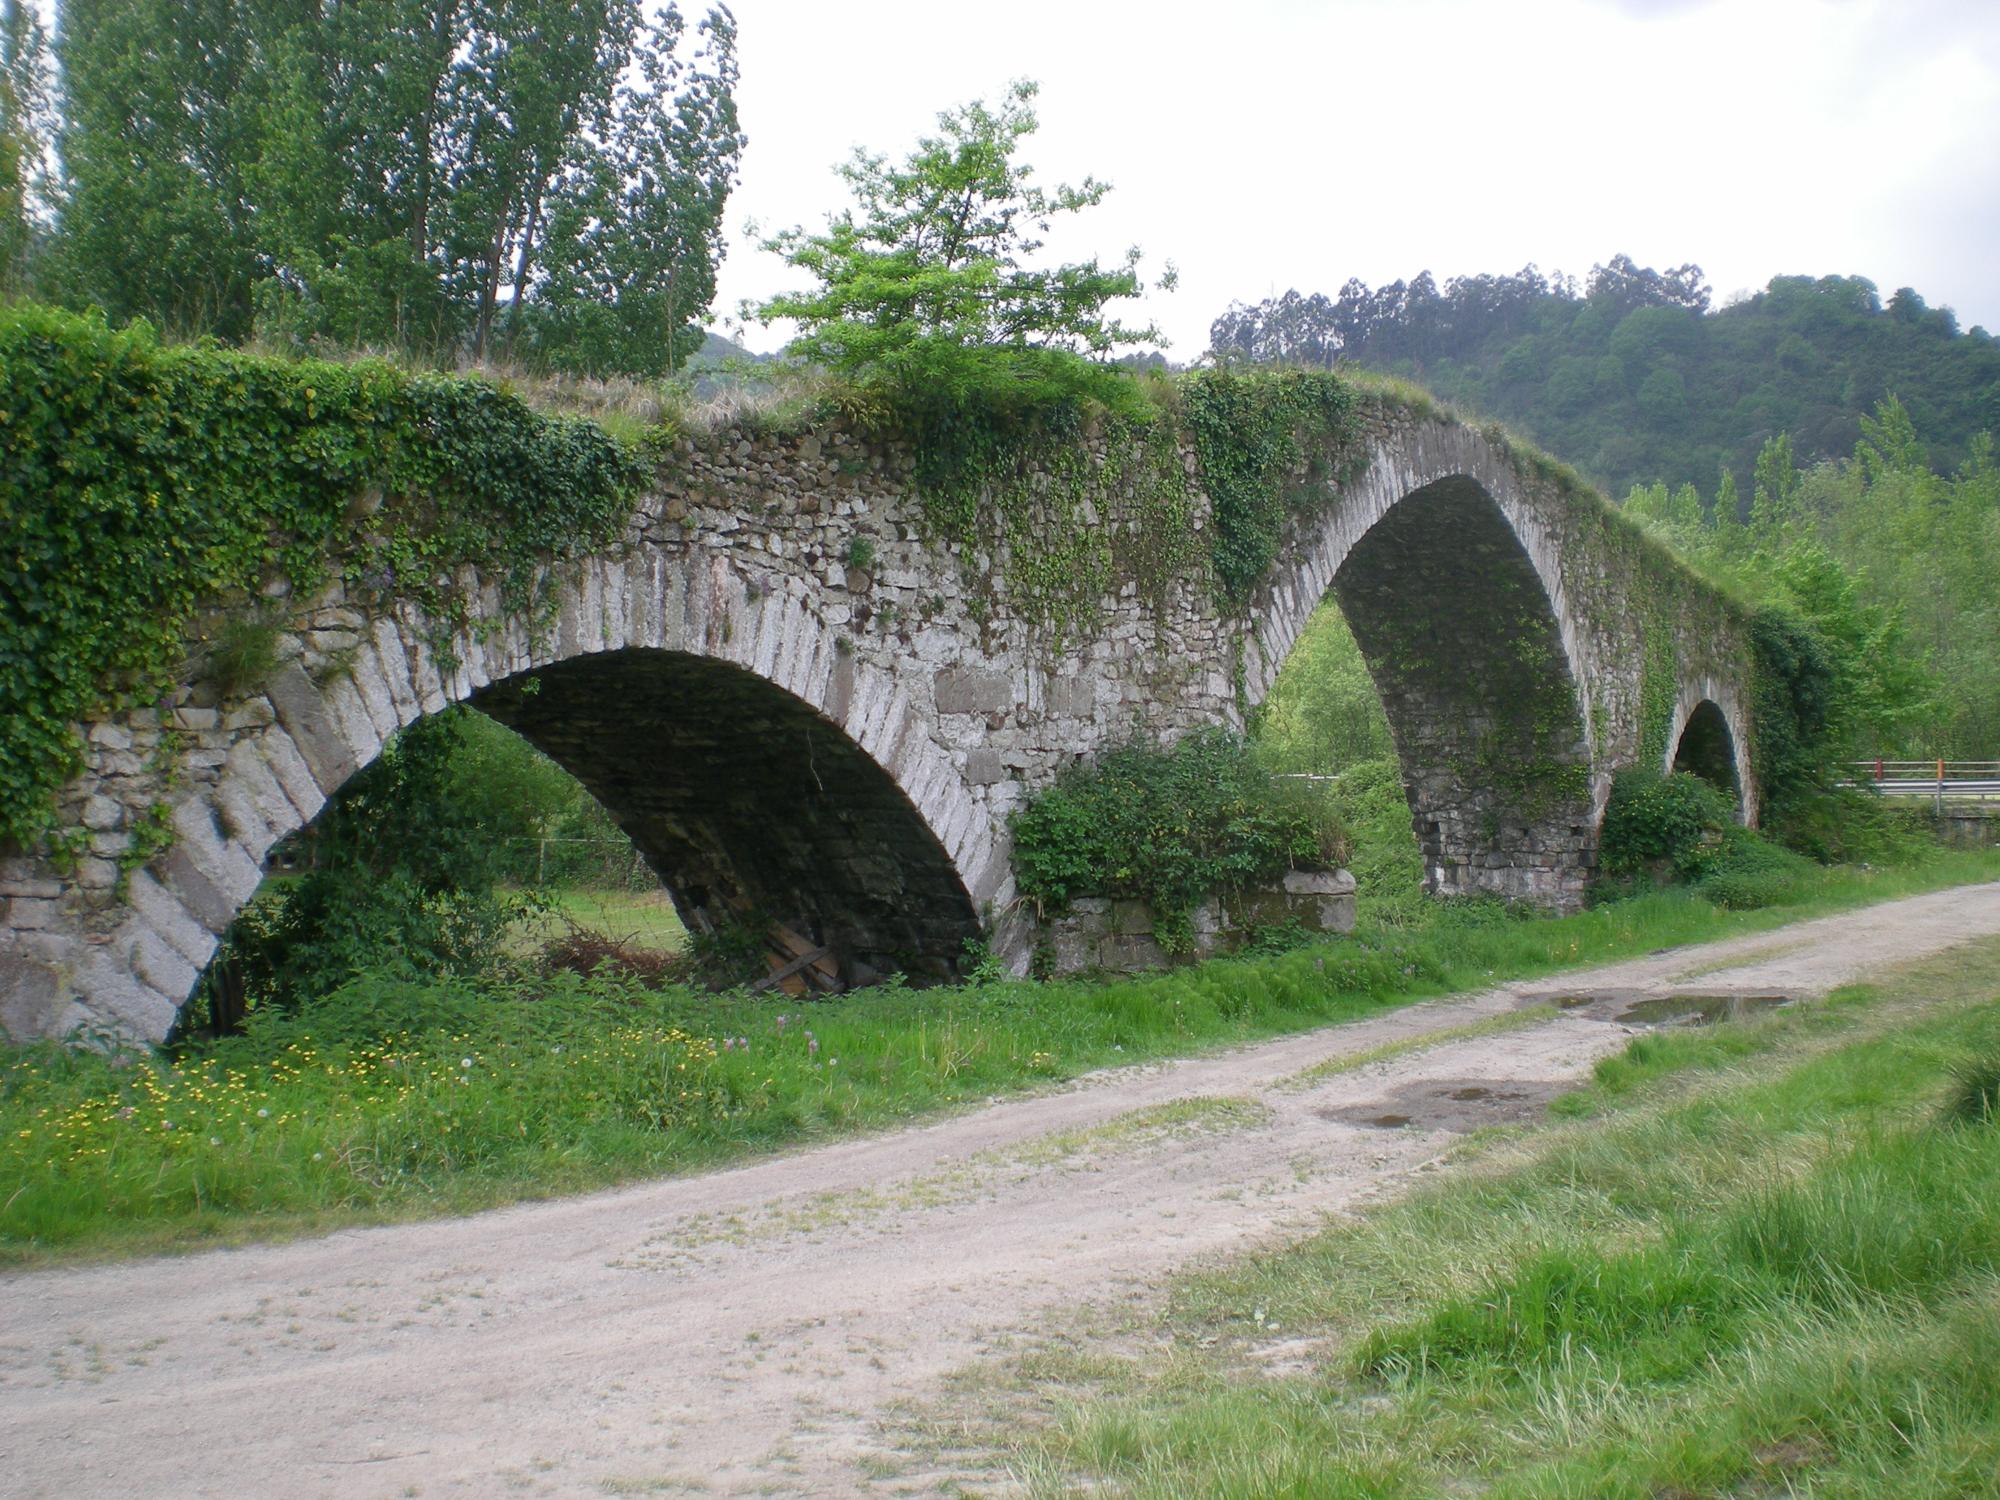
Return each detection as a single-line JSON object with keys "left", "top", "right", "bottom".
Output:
{"left": 710, "top": 0, "right": 2000, "bottom": 358}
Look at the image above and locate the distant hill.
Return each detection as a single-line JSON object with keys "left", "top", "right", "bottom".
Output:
{"left": 690, "top": 329, "right": 775, "bottom": 369}
{"left": 1210, "top": 257, "right": 2000, "bottom": 496}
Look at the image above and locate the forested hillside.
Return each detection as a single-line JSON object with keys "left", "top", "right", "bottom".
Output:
{"left": 1211, "top": 258, "right": 2000, "bottom": 496}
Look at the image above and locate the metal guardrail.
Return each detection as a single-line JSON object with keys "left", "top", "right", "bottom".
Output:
{"left": 1848, "top": 762, "right": 2000, "bottom": 810}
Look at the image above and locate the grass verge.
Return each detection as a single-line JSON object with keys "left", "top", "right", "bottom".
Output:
{"left": 981, "top": 937, "right": 2000, "bottom": 1499}
{"left": 3, "top": 849, "right": 1997, "bottom": 1266}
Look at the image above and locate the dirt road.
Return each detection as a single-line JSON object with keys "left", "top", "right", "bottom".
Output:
{"left": 6, "top": 882, "right": 1999, "bottom": 1499}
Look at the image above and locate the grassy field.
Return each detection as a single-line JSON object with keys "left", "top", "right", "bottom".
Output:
{"left": 506, "top": 885, "right": 688, "bottom": 957}
{"left": 2, "top": 847, "right": 1996, "bottom": 1266}
{"left": 975, "top": 939, "right": 2000, "bottom": 1499}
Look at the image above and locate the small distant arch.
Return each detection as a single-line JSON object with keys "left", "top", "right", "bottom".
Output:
{"left": 1668, "top": 697, "right": 1746, "bottom": 819}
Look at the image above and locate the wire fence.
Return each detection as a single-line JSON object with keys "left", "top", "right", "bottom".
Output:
{"left": 499, "top": 837, "right": 655, "bottom": 890}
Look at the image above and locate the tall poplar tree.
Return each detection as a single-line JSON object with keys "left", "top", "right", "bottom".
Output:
{"left": 0, "top": 0, "right": 54, "bottom": 294}
{"left": 56, "top": 0, "right": 270, "bottom": 336}
{"left": 50, "top": 0, "right": 744, "bottom": 371}
{"left": 532, "top": 3, "right": 745, "bottom": 375}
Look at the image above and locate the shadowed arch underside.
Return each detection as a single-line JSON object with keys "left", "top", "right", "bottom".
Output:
{"left": 1331, "top": 477, "right": 1597, "bottom": 906}
{"left": 1671, "top": 698, "right": 1745, "bottom": 815}
{"left": 473, "top": 650, "right": 980, "bottom": 986}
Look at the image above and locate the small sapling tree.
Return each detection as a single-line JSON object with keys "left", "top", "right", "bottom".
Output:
{"left": 755, "top": 79, "right": 1171, "bottom": 410}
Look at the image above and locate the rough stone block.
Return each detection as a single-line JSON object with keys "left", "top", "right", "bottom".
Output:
{"left": 1099, "top": 933, "right": 1169, "bottom": 973}
{"left": 75, "top": 953, "right": 177, "bottom": 1043}
{"left": 130, "top": 927, "right": 199, "bottom": 1003}
{"left": 1108, "top": 898, "right": 1153, "bottom": 936}
{"left": 265, "top": 664, "right": 358, "bottom": 794}
{"left": 963, "top": 749, "right": 1006, "bottom": 786}
{"left": 933, "top": 667, "right": 1012, "bottom": 715}
{"left": 1046, "top": 675, "right": 1098, "bottom": 717}
{"left": 126, "top": 871, "right": 219, "bottom": 968}
{"left": 1048, "top": 919, "right": 1096, "bottom": 975}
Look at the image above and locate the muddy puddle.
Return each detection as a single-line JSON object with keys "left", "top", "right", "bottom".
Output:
{"left": 1615, "top": 992, "right": 1794, "bottom": 1026}
{"left": 1319, "top": 1078, "right": 1563, "bottom": 1134}
{"left": 1528, "top": 989, "right": 1797, "bottom": 1026}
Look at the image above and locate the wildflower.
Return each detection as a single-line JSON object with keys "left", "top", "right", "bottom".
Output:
{"left": 828, "top": 1058, "right": 838, "bottom": 1068}
{"left": 161, "top": 1120, "right": 174, "bottom": 1131}
{"left": 461, "top": 1057, "right": 473, "bottom": 1069}
{"left": 808, "top": 1038, "right": 819, "bottom": 1056}
{"left": 209, "top": 1137, "right": 220, "bottom": 1147}
{"left": 312, "top": 1152, "right": 323, "bottom": 1161}
{"left": 256, "top": 1108, "right": 269, "bottom": 1118}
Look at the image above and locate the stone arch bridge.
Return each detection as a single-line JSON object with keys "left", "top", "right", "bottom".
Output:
{"left": 1, "top": 392, "right": 1757, "bottom": 1043}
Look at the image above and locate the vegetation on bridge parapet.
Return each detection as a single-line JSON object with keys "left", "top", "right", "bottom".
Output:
{"left": 1181, "top": 367, "right": 1358, "bottom": 601}
{"left": 0, "top": 303, "right": 642, "bottom": 853}
{"left": 889, "top": 368, "right": 1358, "bottom": 645}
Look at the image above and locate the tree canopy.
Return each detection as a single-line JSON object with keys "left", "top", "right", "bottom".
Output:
{"left": 39, "top": 0, "right": 743, "bottom": 373}
{"left": 756, "top": 80, "right": 1170, "bottom": 406}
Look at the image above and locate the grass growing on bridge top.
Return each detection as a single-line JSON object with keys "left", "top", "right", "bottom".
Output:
{"left": 3, "top": 844, "right": 1997, "bottom": 1266}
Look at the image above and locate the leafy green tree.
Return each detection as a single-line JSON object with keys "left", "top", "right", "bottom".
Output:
{"left": 52, "top": 0, "right": 742, "bottom": 373}
{"left": 1254, "top": 603, "right": 1395, "bottom": 775}
{"left": 756, "top": 79, "right": 1170, "bottom": 404}
{"left": 1210, "top": 260, "right": 2000, "bottom": 496}
{"left": 56, "top": 0, "right": 270, "bottom": 336}
{"left": 528, "top": 3, "right": 745, "bottom": 376}
{"left": 0, "top": 0, "right": 53, "bottom": 294}
{"left": 439, "top": 0, "right": 633, "bottom": 359}
{"left": 1749, "top": 433, "right": 1801, "bottom": 542}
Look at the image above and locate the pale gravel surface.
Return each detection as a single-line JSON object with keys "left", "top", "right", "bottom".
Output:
{"left": 5, "top": 882, "right": 1999, "bottom": 1499}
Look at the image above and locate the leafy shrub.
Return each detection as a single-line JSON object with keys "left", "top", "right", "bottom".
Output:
{"left": 1597, "top": 769, "right": 1738, "bottom": 879}
{"left": 1758, "top": 783, "right": 1932, "bottom": 866}
{"left": 1599, "top": 767, "right": 1819, "bottom": 907}
{"left": 1693, "top": 835, "right": 1817, "bottom": 909}
{"left": 1010, "top": 730, "right": 1344, "bottom": 950}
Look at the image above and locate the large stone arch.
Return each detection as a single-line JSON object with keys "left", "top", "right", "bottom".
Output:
{"left": 473, "top": 650, "right": 981, "bottom": 984}
{"left": 1242, "top": 427, "right": 1600, "bottom": 908}
{"left": 3, "top": 547, "right": 997, "bottom": 1044}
